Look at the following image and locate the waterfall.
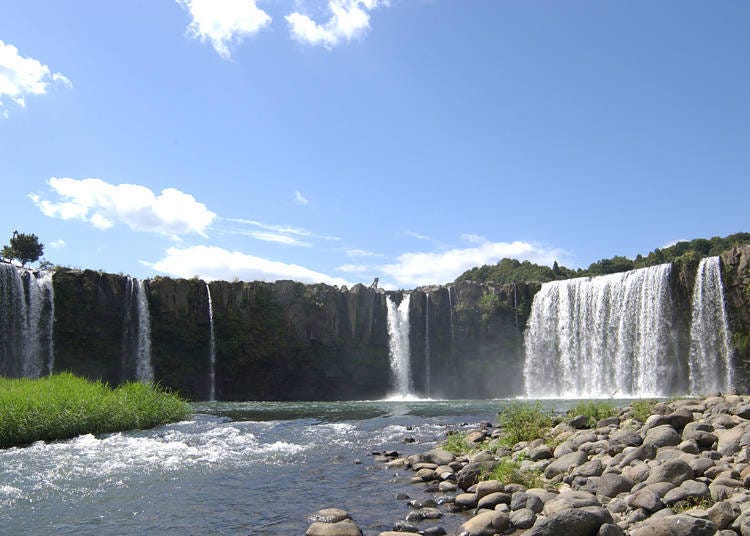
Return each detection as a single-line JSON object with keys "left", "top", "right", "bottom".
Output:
{"left": 206, "top": 282, "right": 216, "bottom": 401}
{"left": 524, "top": 264, "right": 674, "bottom": 398}
{"left": 122, "top": 277, "right": 153, "bottom": 383}
{"left": 424, "top": 293, "right": 431, "bottom": 397}
{"left": 0, "top": 264, "right": 55, "bottom": 377}
{"left": 512, "top": 282, "right": 519, "bottom": 330}
{"left": 688, "top": 256, "right": 734, "bottom": 394}
{"left": 386, "top": 294, "right": 412, "bottom": 396}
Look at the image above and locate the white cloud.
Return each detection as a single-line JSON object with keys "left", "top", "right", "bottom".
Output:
{"left": 345, "top": 248, "right": 380, "bottom": 257}
{"left": 460, "top": 233, "right": 486, "bottom": 244}
{"left": 30, "top": 178, "right": 216, "bottom": 239}
{"left": 336, "top": 263, "right": 368, "bottom": 273}
{"left": 381, "top": 240, "right": 568, "bottom": 287}
{"left": 49, "top": 239, "right": 66, "bottom": 249}
{"left": 178, "top": 0, "right": 271, "bottom": 59}
{"left": 250, "top": 231, "right": 311, "bottom": 247}
{"left": 403, "top": 229, "right": 430, "bottom": 241}
{"left": 286, "top": 0, "right": 384, "bottom": 48}
{"left": 223, "top": 217, "right": 340, "bottom": 241}
{"left": 661, "top": 239, "right": 689, "bottom": 249}
{"left": 294, "top": 190, "right": 309, "bottom": 205}
{"left": 0, "top": 40, "right": 71, "bottom": 115}
{"left": 149, "top": 245, "right": 351, "bottom": 286}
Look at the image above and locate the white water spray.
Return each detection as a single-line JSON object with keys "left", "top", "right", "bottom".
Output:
{"left": 386, "top": 294, "right": 412, "bottom": 397}
{"left": 688, "top": 256, "right": 734, "bottom": 394}
{"left": 123, "top": 277, "right": 153, "bottom": 383}
{"left": 524, "top": 264, "right": 674, "bottom": 398}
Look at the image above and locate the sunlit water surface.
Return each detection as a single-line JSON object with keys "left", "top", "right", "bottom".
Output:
{"left": 0, "top": 399, "right": 620, "bottom": 535}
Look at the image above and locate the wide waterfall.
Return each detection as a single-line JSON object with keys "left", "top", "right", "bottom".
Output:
{"left": 0, "top": 264, "right": 55, "bottom": 377}
{"left": 524, "top": 264, "right": 674, "bottom": 398}
{"left": 206, "top": 282, "right": 216, "bottom": 401}
{"left": 386, "top": 294, "right": 412, "bottom": 397}
{"left": 689, "top": 256, "right": 734, "bottom": 394}
{"left": 122, "top": 277, "right": 153, "bottom": 383}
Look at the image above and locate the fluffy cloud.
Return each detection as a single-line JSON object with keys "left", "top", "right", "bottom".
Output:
{"left": 30, "top": 178, "right": 216, "bottom": 238}
{"left": 178, "top": 0, "right": 271, "bottom": 59}
{"left": 0, "top": 40, "right": 71, "bottom": 115}
{"left": 49, "top": 239, "right": 67, "bottom": 249}
{"left": 336, "top": 263, "right": 368, "bottom": 273}
{"left": 149, "top": 245, "right": 350, "bottom": 285}
{"left": 381, "top": 240, "right": 567, "bottom": 287}
{"left": 286, "top": 0, "right": 384, "bottom": 48}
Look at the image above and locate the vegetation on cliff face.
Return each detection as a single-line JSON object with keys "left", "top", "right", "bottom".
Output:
{"left": 456, "top": 232, "right": 750, "bottom": 284}
{"left": 0, "top": 373, "right": 190, "bottom": 449}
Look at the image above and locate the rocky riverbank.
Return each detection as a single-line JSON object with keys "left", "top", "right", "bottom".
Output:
{"left": 308, "top": 394, "right": 750, "bottom": 536}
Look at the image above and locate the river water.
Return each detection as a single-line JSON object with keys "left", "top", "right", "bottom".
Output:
{"left": 0, "top": 399, "right": 593, "bottom": 535}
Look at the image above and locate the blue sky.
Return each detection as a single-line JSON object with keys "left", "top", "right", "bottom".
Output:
{"left": 1, "top": 1, "right": 748, "bottom": 289}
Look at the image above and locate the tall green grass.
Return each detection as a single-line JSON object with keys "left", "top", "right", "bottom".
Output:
{"left": 0, "top": 373, "right": 191, "bottom": 449}
{"left": 568, "top": 400, "right": 618, "bottom": 427}
{"left": 497, "top": 401, "right": 553, "bottom": 446}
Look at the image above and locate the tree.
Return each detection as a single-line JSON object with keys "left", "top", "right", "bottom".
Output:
{"left": 2, "top": 231, "right": 44, "bottom": 266}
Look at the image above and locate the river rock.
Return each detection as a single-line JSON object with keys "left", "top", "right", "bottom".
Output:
{"left": 645, "top": 459, "right": 693, "bottom": 486}
{"left": 526, "top": 507, "right": 607, "bottom": 536}
{"left": 510, "top": 507, "right": 536, "bottom": 529}
{"left": 627, "top": 489, "right": 664, "bottom": 512}
{"left": 306, "top": 519, "right": 363, "bottom": 536}
{"left": 474, "top": 479, "right": 504, "bottom": 500}
{"left": 476, "top": 492, "right": 511, "bottom": 510}
{"left": 662, "top": 480, "right": 710, "bottom": 505}
{"left": 456, "top": 462, "right": 497, "bottom": 491}
{"left": 598, "top": 523, "right": 624, "bottom": 536}
{"left": 308, "top": 509, "right": 351, "bottom": 523}
{"left": 645, "top": 425, "right": 682, "bottom": 448}
{"left": 709, "top": 501, "right": 741, "bottom": 530}
{"left": 629, "top": 514, "right": 717, "bottom": 536}
{"left": 543, "top": 491, "right": 599, "bottom": 516}
{"left": 597, "top": 473, "right": 634, "bottom": 498}
{"left": 609, "top": 430, "right": 643, "bottom": 454}
{"left": 545, "top": 450, "right": 588, "bottom": 479}
{"left": 458, "top": 510, "right": 510, "bottom": 536}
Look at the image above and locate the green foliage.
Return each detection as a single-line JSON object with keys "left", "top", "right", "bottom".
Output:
{"left": 498, "top": 401, "right": 553, "bottom": 446}
{"left": 568, "top": 400, "right": 618, "bottom": 427}
{"left": 2, "top": 231, "right": 44, "bottom": 266}
{"left": 671, "top": 496, "right": 715, "bottom": 513}
{"left": 455, "top": 232, "right": 750, "bottom": 284}
{"left": 482, "top": 457, "right": 544, "bottom": 488}
{"left": 631, "top": 399, "right": 658, "bottom": 422}
{"left": 0, "top": 373, "right": 191, "bottom": 449}
{"left": 443, "top": 431, "right": 472, "bottom": 454}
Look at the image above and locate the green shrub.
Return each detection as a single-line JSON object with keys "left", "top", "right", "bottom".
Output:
{"left": 631, "top": 400, "right": 657, "bottom": 423}
{"left": 443, "top": 431, "right": 471, "bottom": 454}
{"left": 568, "top": 400, "right": 618, "bottom": 427}
{"left": 498, "top": 401, "right": 552, "bottom": 446}
{"left": 482, "top": 457, "right": 544, "bottom": 488}
{"left": 0, "top": 373, "right": 191, "bottom": 449}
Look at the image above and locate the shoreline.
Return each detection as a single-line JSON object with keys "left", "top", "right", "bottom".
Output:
{"left": 309, "top": 394, "right": 750, "bottom": 536}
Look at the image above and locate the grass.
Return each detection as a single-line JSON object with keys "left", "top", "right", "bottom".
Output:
{"left": 497, "top": 401, "right": 553, "bottom": 446}
{"left": 443, "top": 431, "right": 473, "bottom": 454}
{"left": 481, "top": 457, "right": 544, "bottom": 488}
{"left": 568, "top": 400, "right": 618, "bottom": 427}
{"left": 631, "top": 399, "right": 658, "bottom": 422}
{"left": 671, "top": 496, "right": 715, "bottom": 513}
{"left": 0, "top": 372, "right": 191, "bottom": 449}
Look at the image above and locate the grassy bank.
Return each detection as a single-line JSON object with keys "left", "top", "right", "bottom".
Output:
{"left": 0, "top": 373, "right": 191, "bottom": 449}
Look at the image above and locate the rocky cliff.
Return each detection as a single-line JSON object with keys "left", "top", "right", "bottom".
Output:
{"left": 722, "top": 246, "right": 750, "bottom": 392}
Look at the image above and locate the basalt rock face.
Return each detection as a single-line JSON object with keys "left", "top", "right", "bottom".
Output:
{"left": 209, "top": 281, "right": 390, "bottom": 401}
{"left": 52, "top": 269, "right": 129, "bottom": 385}
{"left": 722, "top": 246, "right": 750, "bottom": 392}
{"left": 406, "top": 281, "right": 539, "bottom": 399}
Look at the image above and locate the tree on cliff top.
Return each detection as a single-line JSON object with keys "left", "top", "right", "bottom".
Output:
{"left": 2, "top": 231, "right": 44, "bottom": 266}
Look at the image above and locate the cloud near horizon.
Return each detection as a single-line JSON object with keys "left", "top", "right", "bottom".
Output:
{"left": 30, "top": 177, "right": 216, "bottom": 239}
{"left": 381, "top": 239, "right": 568, "bottom": 287}
{"left": 178, "top": 0, "right": 271, "bottom": 59}
{"left": 0, "top": 40, "right": 71, "bottom": 117}
{"left": 149, "top": 245, "right": 351, "bottom": 286}
{"left": 286, "top": 0, "right": 385, "bottom": 48}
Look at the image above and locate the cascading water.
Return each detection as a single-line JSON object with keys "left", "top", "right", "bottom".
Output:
{"left": 424, "top": 293, "right": 431, "bottom": 397}
{"left": 206, "top": 282, "right": 216, "bottom": 401}
{"left": 688, "top": 256, "right": 734, "bottom": 394}
{"left": 447, "top": 286, "right": 455, "bottom": 354}
{"left": 122, "top": 277, "right": 153, "bottom": 383}
{"left": 386, "top": 294, "right": 412, "bottom": 397}
{"left": 524, "top": 264, "right": 674, "bottom": 398}
{"left": 0, "top": 264, "right": 55, "bottom": 377}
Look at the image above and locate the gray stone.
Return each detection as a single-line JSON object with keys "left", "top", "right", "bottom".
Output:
{"left": 455, "top": 493, "right": 478, "bottom": 509}
{"left": 597, "top": 473, "right": 634, "bottom": 498}
{"left": 570, "top": 415, "right": 590, "bottom": 429}
{"left": 597, "top": 417, "right": 620, "bottom": 428}
{"left": 456, "top": 462, "right": 497, "bottom": 491}
{"left": 529, "top": 445, "right": 554, "bottom": 461}
{"left": 665, "top": 408, "right": 694, "bottom": 431}
{"left": 678, "top": 439, "right": 700, "bottom": 454}
{"left": 526, "top": 508, "right": 605, "bottom": 536}
{"left": 710, "top": 484, "right": 735, "bottom": 502}
{"left": 476, "top": 492, "right": 511, "bottom": 510}
{"left": 543, "top": 491, "right": 599, "bottom": 516}
{"left": 474, "top": 479, "right": 504, "bottom": 500}
{"left": 597, "top": 523, "right": 624, "bottom": 536}
{"left": 572, "top": 458, "right": 604, "bottom": 478}
{"left": 645, "top": 459, "right": 694, "bottom": 486}
{"left": 570, "top": 431, "right": 598, "bottom": 449}
{"left": 511, "top": 491, "right": 544, "bottom": 513}
{"left": 628, "top": 514, "right": 717, "bottom": 536}
{"left": 716, "top": 425, "right": 749, "bottom": 455}
{"left": 709, "top": 501, "right": 741, "bottom": 530}
{"left": 545, "top": 450, "right": 589, "bottom": 479}
{"left": 424, "top": 448, "right": 456, "bottom": 466}
{"left": 308, "top": 509, "right": 351, "bottom": 523}
{"left": 608, "top": 430, "right": 643, "bottom": 454}
{"left": 627, "top": 489, "right": 664, "bottom": 512}
{"left": 459, "top": 511, "right": 510, "bottom": 536}
{"left": 619, "top": 442, "right": 657, "bottom": 466}
{"left": 662, "top": 480, "right": 710, "bottom": 506}
{"left": 688, "top": 457, "right": 715, "bottom": 477}
{"left": 645, "top": 425, "right": 682, "bottom": 448}
{"left": 623, "top": 463, "right": 651, "bottom": 483}
{"left": 465, "top": 430, "right": 487, "bottom": 443}
{"left": 510, "top": 507, "right": 536, "bottom": 529}
{"left": 306, "top": 519, "right": 363, "bottom": 536}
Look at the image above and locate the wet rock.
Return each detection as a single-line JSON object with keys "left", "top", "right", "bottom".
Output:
{"left": 422, "top": 527, "right": 447, "bottom": 536}
{"left": 306, "top": 519, "right": 363, "bottom": 536}
{"left": 391, "top": 520, "right": 419, "bottom": 532}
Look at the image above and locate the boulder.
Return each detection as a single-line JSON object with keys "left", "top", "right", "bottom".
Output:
{"left": 662, "top": 480, "right": 710, "bottom": 506}
{"left": 608, "top": 430, "right": 643, "bottom": 454}
{"left": 526, "top": 508, "right": 606, "bottom": 536}
{"left": 510, "top": 507, "right": 536, "bottom": 529}
{"left": 459, "top": 511, "right": 510, "bottom": 536}
{"left": 628, "top": 514, "right": 717, "bottom": 536}
{"left": 543, "top": 491, "right": 599, "bottom": 516}
{"left": 476, "top": 492, "right": 511, "bottom": 510}
{"left": 597, "top": 473, "right": 634, "bottom": 498}
{"left": 308, "top": 509, "right": 351, "bottom": 523}
{"left": 626, "top": 489, "right": 664, "bottom": 512}
{"left": 475, "top": 479, "right": 504, "bottom": 500}
{"left": 456, "top": 462, "right": 497, "bottom": 491}
{"left": 545, "top": 450, "right": 589, "bottom": 479}
{"left": 709, "top": 501, "right": 741, "bottom": 530}
{"left": 306, "top": 519, "right": 363, "bottom": 536}
{"left": 645, "top": 425, "right": 682, "bottom": 448}
{"left": 645, "top": 459, "right": 694, "bottom": 486}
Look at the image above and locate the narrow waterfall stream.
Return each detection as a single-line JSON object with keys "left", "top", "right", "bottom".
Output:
{"left": 206, "top": 282, "right": 216, "bottom": 401}
{"left": 385, "top": 294, "right": 412, "bottom": 397}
